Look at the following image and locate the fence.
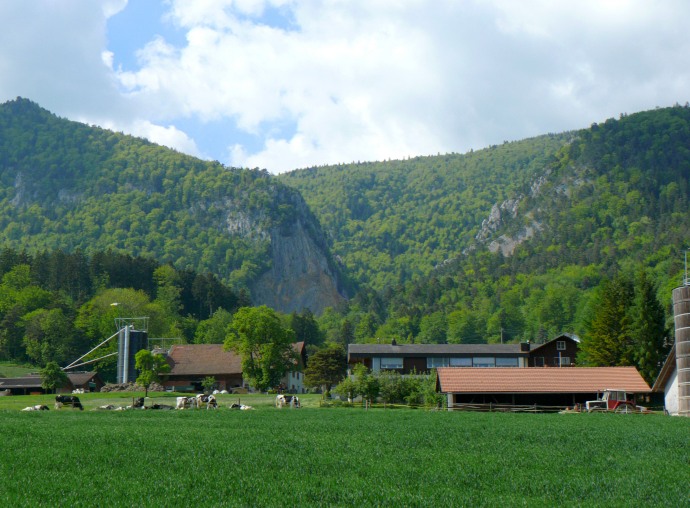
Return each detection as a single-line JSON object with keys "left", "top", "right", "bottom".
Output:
{"left": 449, "top": 402, "right": 568, "bottom": 413}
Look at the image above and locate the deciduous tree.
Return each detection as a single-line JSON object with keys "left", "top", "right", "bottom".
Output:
{"left": 224, "top": 306, "right": 296, "bottom": 392}
{"left": 135, "top": 349, "right": 171, "bottom": 397}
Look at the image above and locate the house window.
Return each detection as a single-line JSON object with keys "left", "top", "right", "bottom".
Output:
{"left": 427, "top": 357, "right": 450, "bottom": 369}
{"left": 554, "top": 356, "right": 571, "bottom": 366}
{"left": 472, "top": 357, "right": 495, "bottom": 368}
{"left": 449, "top": 357, "right": 472, "bottom": 367}
{"left": 557, "top": 341, "right": 566, "bottom": 351}
{"left": 380, "top": 357, "right": 403, "bottom": 370}
{"left": 495, "top": 357, "right": 519, "bottom": 367}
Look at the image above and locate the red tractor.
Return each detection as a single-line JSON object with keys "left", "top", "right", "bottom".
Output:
{"left": 585, "top": 389, "right": 638, "bottom": 413}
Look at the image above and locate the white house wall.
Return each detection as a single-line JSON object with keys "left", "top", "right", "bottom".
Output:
{"left": 664, "top": 368, "right": 679, "bottom": 416}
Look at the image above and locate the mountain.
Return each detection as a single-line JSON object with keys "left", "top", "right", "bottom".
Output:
{"left": 282, "top": 106, "right": 690, "bottom": 344}
{"left": 280, "top": 132, "right": 572, "bottom": 289}
{"left": 0, "top": 98, "right": 347, "bottom": 314}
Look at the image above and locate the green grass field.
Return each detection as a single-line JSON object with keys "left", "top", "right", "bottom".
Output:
{"left": 0, "top": 362, "right": 38, "bottom": 378}
{"left": 0, "top": 393, "right": 687, "bottom": 507}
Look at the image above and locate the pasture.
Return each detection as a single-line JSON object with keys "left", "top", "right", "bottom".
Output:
{"left": 0, "top": 393, "right": 687, "bottom": 507}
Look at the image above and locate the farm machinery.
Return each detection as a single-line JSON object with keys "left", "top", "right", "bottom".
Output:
{"left": 585, "top": 389, "right": 643, "bottom": 413}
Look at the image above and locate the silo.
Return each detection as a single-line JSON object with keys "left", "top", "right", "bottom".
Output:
{"left": 672, "top": 285, "right": 690, "bottom": 417}
{"left": 116, "top": 326, "right": 148, "bottom": 384}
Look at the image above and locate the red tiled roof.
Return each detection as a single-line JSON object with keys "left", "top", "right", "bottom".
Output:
{"left": 437, "top": 366, "right": 651, "bottom": 394}
{"left": 167, "top": 344, "right": 242, "bottom": 376}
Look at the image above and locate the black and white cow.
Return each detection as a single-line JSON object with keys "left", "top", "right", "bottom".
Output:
{"left": 175, "top": 396, "right": 198, "bottom": 410}
{"left": 275, "top": 394, "right": 300, "bottom": 408}
{"left": 22, "top": 404, "right": 50, "bottom": 411}
{"left": 196, "top": 394, "right": 218, "bottom": 410}
{"left": 55, "top": 395, "right": 84, "bottom": 410}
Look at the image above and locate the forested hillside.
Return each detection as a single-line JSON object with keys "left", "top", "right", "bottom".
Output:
{"left": 280, "top": 133, "right": 571, "bottom": 288}
{"left": 0, "top": 98, "right": 346, "bottom": 314}
{"left": 284, "top": 106, "right": 689, "bottom": 379}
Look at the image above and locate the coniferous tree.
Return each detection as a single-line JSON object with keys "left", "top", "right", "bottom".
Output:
{"left": 578, "top": 274, "right": 634, "bottom": 366}
{"left": 630, "top": 270, "right": 669, "bottom": 385}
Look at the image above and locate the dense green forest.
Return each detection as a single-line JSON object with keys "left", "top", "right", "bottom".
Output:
{"left": 0, "top": 98, "right": 331, "bottom": 292}
{"left": 0, "top": 247, "right": 251, "bottom": 373}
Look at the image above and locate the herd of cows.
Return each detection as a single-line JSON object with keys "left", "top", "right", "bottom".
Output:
{"left": 20, "top": 393, "right": 301, "bottom": 411}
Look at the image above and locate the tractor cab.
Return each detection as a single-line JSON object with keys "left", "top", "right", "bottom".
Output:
{"left": 585, "top": 389, "right": 636, "bottom": 412}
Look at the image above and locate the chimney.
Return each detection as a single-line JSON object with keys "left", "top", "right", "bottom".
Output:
{"left": 520, "top": 341, "right": 531, "bottom": 352}
{"left": 391, "top": 338, "right": 397, "bottom": 346}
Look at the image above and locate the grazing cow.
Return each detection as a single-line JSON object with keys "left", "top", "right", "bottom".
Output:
{"left": 275, "top": 394, "right": 300, "bottom": 408}
{"left": 175, "top": 396, "right": 198, "bottom": 410}
{"left": 55, "top": 395, "right": 84, "bottom": 410}
{"left": 196, "top": 394, "right": 218, "bottom": 410}
{"left": 22, "top": 405, "right": 50, "bottom": 411}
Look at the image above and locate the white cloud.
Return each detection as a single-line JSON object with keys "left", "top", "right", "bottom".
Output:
{"left": 1, "top": 1, "right": 689, "bottom": 173}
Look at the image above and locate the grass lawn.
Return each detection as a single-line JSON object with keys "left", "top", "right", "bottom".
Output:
{"left": 0, "top": 362, "right": 38, "bottom": 378}
{"left": 0, "top": 392, "right": 687, "bottom": 507}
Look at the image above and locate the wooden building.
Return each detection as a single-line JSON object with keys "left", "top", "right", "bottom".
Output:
{"left": 436, "top": 366, "right": 651, "bottom": 409}
{"left": 163, "top": 344, "right": 244, "bottom": 392}
{"left": 162, "top": 342, "right": 307, "bottom": 393}
{"left": 348, "top": 335, "right": 580, "bottom": 374}
{"left": 0, "top": 371, "right": 102, "bottom": 395}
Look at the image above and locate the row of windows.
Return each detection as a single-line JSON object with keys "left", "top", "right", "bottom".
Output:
{"left": 378, "top": 357, "right": 521, "bottom": 369}
{"left": 427, "top": 357, "right": 520, "bottom": 368}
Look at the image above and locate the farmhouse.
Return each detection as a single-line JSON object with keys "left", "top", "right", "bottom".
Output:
{"left": 436, "top": 366, "right": 651, "bottom": 409}
{"left": 348, "top": 334, "right": 580, "bottom": 373}
{"left": 162, "top": 342, "right": 307, "bottom": 393}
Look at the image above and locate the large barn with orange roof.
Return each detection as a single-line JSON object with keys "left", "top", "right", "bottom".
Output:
{"left": 436, "top": 366, "right": 651, "bottom": 409}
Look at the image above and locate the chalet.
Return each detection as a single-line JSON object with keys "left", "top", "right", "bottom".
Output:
{"left": 527, "top": 333, "right": 579, "bottom": 367}
{"left": 347, "top": 335, "right": 580, "bottom": 374}
{"left": 436, "top": 366, "right": 651, "bottom": 408}
{"left": 162, "top": 342, "right": 307, "bottom": 393}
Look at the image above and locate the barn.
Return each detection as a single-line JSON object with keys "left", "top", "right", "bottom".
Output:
{"left": 0, "top": 371, "right": 103, "bottom": 395}
{"left": 436, "top": 366, "right": 651, "bottom": 411}
{"left": 163, "top": 344, "right": 244, "bottom": 392}
{"left": 161, "top": 342, "right": 307, "bottom": 393}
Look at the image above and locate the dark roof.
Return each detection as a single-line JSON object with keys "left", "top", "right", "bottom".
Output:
{"left": 348, "top": 343, "right": 526, "bottom": 359}
{"left": 437, "top": 366, "right": 651, "bottom": 394}
{"left": 0, "top": 374, "right": 44, "bottom": 389}
{"left": 67, "top": 371, "right": 100, "bottom": 386}
{"left": 529, "top": 334, "right": 580, "bottom": 353}
{"left": 652, "top": 345, "right": 676, "bottom": 392}
{"left": 167, "top": 344, "right": 242, "bottom": 376}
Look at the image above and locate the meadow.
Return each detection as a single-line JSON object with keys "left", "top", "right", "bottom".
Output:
{"left": 0, "top": 393, "right": 687, "bottom": 507}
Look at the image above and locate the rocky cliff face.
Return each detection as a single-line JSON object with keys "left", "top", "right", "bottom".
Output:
{"left": 250, "top": 217, "right": 346, "bottom": 315}
{"left": 249, "top": 188, "right": 347, "bottom": 315}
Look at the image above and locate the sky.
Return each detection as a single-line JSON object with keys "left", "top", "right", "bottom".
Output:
{"left": 1, "top": 0, "right": 689, "bottom": 174}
